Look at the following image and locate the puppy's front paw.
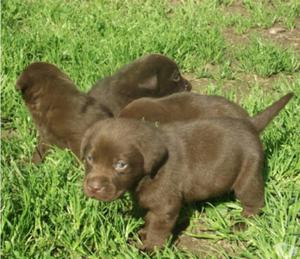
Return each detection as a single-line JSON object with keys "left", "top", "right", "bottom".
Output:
{"left": 31, "top": 151, "right": 43, "bottom": 164}
{"left": 139, "top": 237, "right": 165, "bottom": 252}
{"left": 137, "top": 228, "right": 147, "bottom": 242}
{"left": 140, "top": 242, "right": 155, "bottom": 252}
{"left": 231, "top": 222, "right": 248, "bottom": 232}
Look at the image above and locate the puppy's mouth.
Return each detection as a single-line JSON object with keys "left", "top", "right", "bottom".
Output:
{"left": 83, "top": 181, "right": 125, "bottom": 202}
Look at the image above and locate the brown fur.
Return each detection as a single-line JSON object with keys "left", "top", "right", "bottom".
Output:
{"left": 17, "top": 56, "right": 190, "bottom": 163}
{"left": 80, "top": 116, "right": 271, "bottom": 251}
{"left": 16, "top": 62, "right": 110, "bottom": 163}
{"left": 119, "top": 92, "right": 293, "bottom": 133}
{"left": 88, "top": 54, "right": 191, "bottom": 116}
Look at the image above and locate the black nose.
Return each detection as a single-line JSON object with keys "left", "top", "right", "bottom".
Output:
{"left": 86, "top": 177, "right": 103, "bottom": 192}
{"left": 184, "top": 80, "right": 192, "bottom": 91}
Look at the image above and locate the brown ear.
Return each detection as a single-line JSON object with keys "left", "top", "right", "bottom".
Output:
{"left": 16, "top": 74, "right": 31, "bottom": 91}
{"left": 138, "top": 74, "right": 158, "bottom": 90}
{"left": 138, "top": 138, "right": 168, "bottom": 177}
{"left": 80, "top": 126, "right": 96, "bottom": 160}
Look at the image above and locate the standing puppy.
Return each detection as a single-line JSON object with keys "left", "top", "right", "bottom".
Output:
{"left": 80, "top": 118, "right": 263, "bottom": 251}
{"left": 81, "top": 93, "right": 292, "bottom": 251}
{"left": 88, "top": 54, "right": 192, "bottom": 116}
{"left": 16, "top": 62, "right": 110, "bottom": 163}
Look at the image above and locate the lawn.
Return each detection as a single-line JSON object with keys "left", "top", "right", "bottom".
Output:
{"left": 1, "top": 0, "right": 300, "bottom": 258}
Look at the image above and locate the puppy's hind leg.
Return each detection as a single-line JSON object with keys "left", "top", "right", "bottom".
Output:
{"left": 233, "top": 156, "right": 265, "bottom": 217}
{"left": 31, "top": 139, "right": 51, "bottom": 164}
{"left": 31, "top": 129, "right": 63, "bottom": 164}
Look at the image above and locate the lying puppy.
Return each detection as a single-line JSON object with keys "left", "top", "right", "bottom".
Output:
{"left": 119, "top": 92, "right": 293, "bottom": 133}
{"left": 88, "top": 54, "right": 192, "bottom": 116}
{"left": 16, "top": 62, "right": 111, "bottom": 163}
{"left": 80, "top": 92, "right": 292, "bottom": 251}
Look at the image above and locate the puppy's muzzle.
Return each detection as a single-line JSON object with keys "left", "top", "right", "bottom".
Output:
{"left": 84, "top": 176, "right": 116, "bottom": 201}
{"left": 84, "top": 176, "right": 118, "bottom": 201}
{"left": 183, "top": 78, "right": 192, "bottom": 91}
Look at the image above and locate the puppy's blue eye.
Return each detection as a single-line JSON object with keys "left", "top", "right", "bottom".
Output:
{"left": 113, "top": 160, "right": 128, "bottom": 171}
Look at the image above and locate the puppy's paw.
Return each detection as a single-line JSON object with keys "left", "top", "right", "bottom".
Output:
{"left": 31, "top": 151, "right": 43, "bottom": 164}
{"left": 137, "top": 228, "right": 147, "bottom": 242}
{"left": 140, "top": 242, "right": 155, "bottom": 252}
{"left": 139, "top": 237, "right": 165, "bottom": 252}
{"left": 231, "top": 222, "right": 248, "bottom": 232}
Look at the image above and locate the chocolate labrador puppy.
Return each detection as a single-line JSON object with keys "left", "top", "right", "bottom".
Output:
{"left": 17, "top": 58, "right": 189, "bottom": 163}
{"left": 16, "top": 62, "right": 110, "bottom": 163}
{"left": 80, "top": 93, "right": 292, "bottom": 251}
{"left": 119, "top": 92, "right": 293, "bottom": 133}
{"left": 88, "top": 54, "right": 191, "bottom": 116}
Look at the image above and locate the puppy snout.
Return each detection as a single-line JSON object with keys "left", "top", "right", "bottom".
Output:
{"left": 84, "top": 175, "right": 118, "bottom": 201}
{"left": 183, "top": 79, "right": 192, "bottom": 91}
{"left": 86, "top": 177, "right": 105, "bottom": 193}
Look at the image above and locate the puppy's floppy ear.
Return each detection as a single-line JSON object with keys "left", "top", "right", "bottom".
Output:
{"left": 138, "top": 74, "right": 158, "bottom": 90}
{"left": 80, "top": 126, "right": 96, "bottom": 160}
{"left": 138, "top": 138, "right": 168, "bottom": 177}
{"left": 16, "top": 73, "right": 31, "bottom": 91}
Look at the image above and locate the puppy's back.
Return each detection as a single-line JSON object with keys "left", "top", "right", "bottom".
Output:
{"left": 119, "top": 92, "right": 249, "bottom": 123}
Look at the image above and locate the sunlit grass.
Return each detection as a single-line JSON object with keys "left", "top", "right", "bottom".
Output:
{"left": 1, "top": 0, "right": 299, "bottom": 258}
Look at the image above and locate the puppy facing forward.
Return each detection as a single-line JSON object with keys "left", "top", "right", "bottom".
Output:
{"left": 16, "top": 62, "right": 111, "bottom": 163}
{"left": 119, "top": 92, "right": 293, "bottom": 133}
{"left": 80, "top": 113, "right": 289, "bottom": 251}
{"left": 88, "top": 54, "right": 192, "bottom": 116}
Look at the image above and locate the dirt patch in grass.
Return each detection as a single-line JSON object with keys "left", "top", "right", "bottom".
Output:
{"left": 187, "top": 16, "right": 299, "bottom": 97}
{"left": 174, "top": 210, "right": 246, "bottom": 257}
{"left": 176, "top": 222, "right": 245, "bottom": 258}
{"left": 223, "top": 0, "right": 249, "bottom": 16}
{"left": 177, "top": 235, "right": 243, "bottom": 258}
{"left": 1, "top": 129, "right": 19, "bottom": 139}
{"left": 223, "top": 27, "right": 251, "bottom": 45}
{"left": 262, "top": 19, "right": 300, "bottom": 53}
{"left": 223, "top": 18, "right": 300, "bottom": 52}
{"left": 185, "top": 72, "right": 295, "bottom": 103}
{"left": 185, "top": 73, "right": 251, "bottom": 103}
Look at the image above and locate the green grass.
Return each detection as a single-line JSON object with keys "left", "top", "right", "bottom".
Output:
{"left": 1, "top": 0, "right": 300, "bottom": 258}
{"left": 224, "top": 0, "right": 300, "bottom": 32}
{"left": 236, "top": 37, "right": 299, "bottom": 76}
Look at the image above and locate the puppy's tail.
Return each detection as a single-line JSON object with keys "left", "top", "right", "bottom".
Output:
{"left": 250, "top": 92, "right": 294, "bottom": 133}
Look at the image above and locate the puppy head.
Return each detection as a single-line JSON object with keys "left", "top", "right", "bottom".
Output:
{"left": 81, "top": 118, "right": 168, "bottom": 202}
{"left": 16, "top": 62, "right": 71, "bottom": 112}
{"left": 137, "top": 54, "right": 192, "bottom": 95}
